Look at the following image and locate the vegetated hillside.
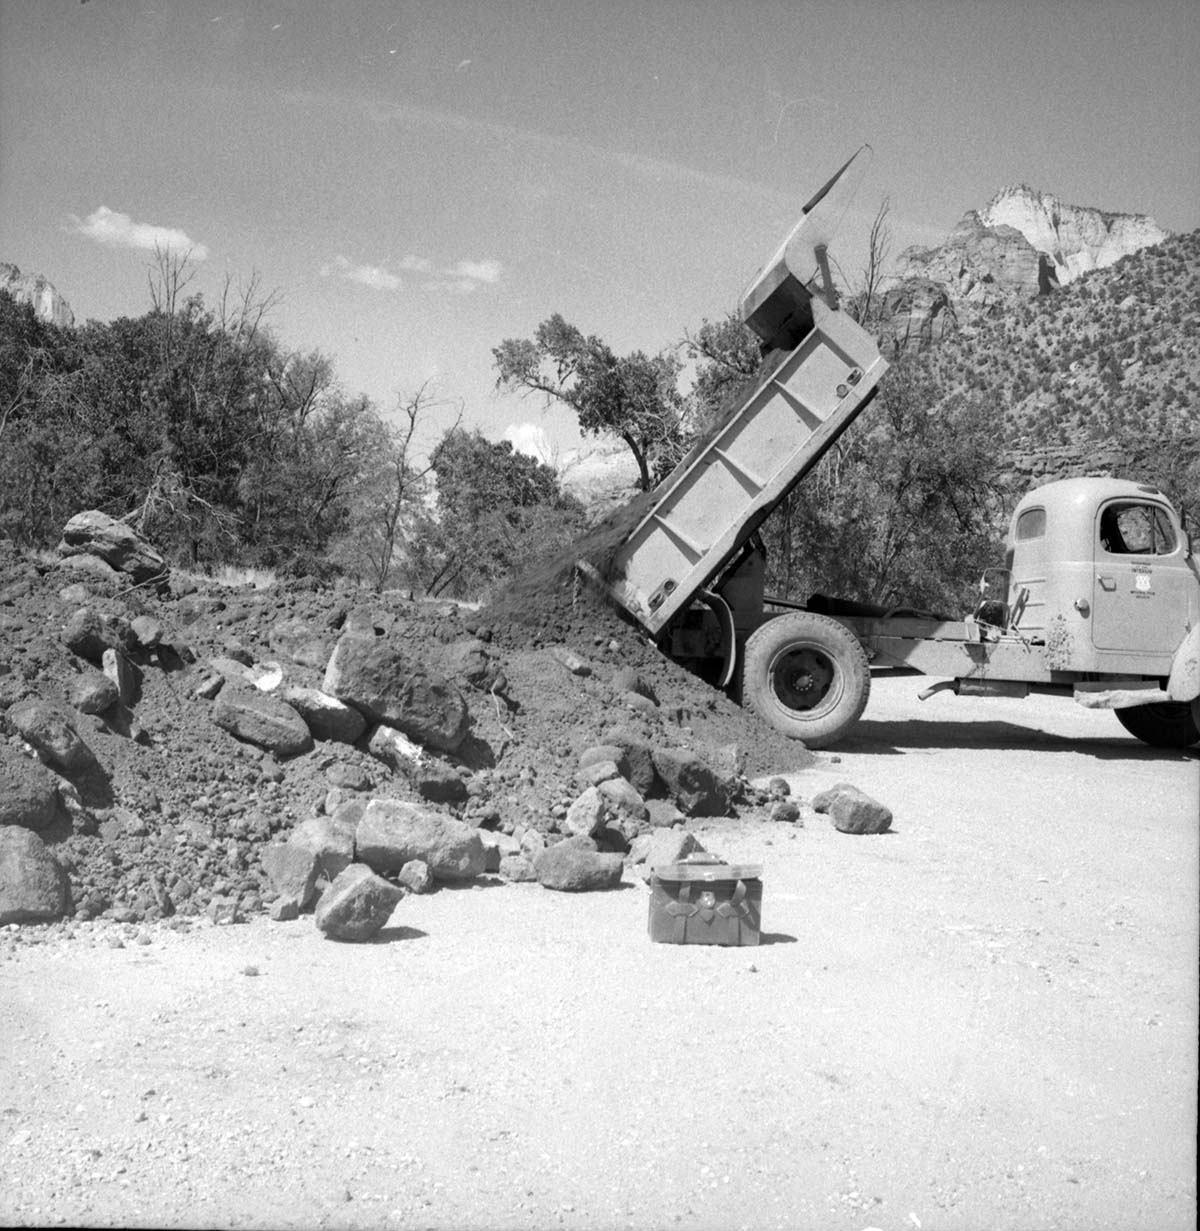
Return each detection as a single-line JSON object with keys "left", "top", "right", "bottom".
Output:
{"left": 914, "top": 229, "right": 1200, "bottom": 510}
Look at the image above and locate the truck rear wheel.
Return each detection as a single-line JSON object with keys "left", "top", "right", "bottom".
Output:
{"left": 1115, "top": 701, "right": 1200, "bottom": 748}
{"left": 742, "top": 612, "right": 869, "bottom": 748}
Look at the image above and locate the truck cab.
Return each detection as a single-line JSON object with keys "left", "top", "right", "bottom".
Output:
{"left": 1007, "top": 477, "right": 1200, "bottom": 675}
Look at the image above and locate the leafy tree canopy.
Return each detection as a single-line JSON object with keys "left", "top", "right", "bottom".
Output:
{"left": 426, "top": 426, "right": 586, "bottom": 597}
{"left": 493, "top": 313, "right": 685, "bottom": 491}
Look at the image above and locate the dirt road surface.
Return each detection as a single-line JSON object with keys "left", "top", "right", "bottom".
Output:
{"left": 2, "top": 676, "right": 1196, "bottom": 1231}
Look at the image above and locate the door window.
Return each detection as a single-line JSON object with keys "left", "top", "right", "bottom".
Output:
{"left": 1098, "top": 503, "right": 1177, "bottom": 556}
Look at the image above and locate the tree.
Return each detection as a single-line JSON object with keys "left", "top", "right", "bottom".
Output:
{"left": 0, "top": 293, "right": 82, "bottom": 544}
{"left": 424, "top": 427, "right": 587, "bottom": 597}
{"left": 762, "top": 360, "right": 1009, "bottom": 614}
{"left": 330, "top": 383, "right": 460, "bottom": 591}
{"left": 0, "top": 256, "right": 390, "bottom": 573}
{"left": 681, "top": 312, "right": 763, "bottom": 437}
{"left": 835, "top": 197, "right": 893, "bottom": 330}
{"left": 493, "top": 314, "right": 684, "bottom": 491}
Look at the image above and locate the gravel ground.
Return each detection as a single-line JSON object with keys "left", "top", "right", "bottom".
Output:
{"left": 2, "top": 677, "right": 1197, "bottom": 1231}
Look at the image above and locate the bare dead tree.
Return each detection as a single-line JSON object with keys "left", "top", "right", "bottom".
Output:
{"left": 216, "top": 269, "right": 281, "bottom": 348}
{"left": 146, "top": 245, "right": 200, "bottom": 364}
{"left": 362, "top": 383, "right": 463, "bottom": 591}
{"left": 832, "top": 197, "right": 892, "bottom": 328}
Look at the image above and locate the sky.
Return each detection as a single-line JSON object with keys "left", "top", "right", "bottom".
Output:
{"left": 1, "top": 0, "right": 1197, "bottom": 462}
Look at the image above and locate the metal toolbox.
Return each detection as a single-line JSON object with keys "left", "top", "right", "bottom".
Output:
{"left": 648, "top": 855, "right": 762, "bottom": 946}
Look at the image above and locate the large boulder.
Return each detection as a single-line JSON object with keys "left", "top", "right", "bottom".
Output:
{"left": 356, "top": 799, "right": 485, "bottom": 881}
{"left": 0, "top": 749, "right": 60, "bottom": 831}
{"left": 534, "top": 836, "right": 624, "bottom": 892}
{"left": 597, "top": 777, "right": 649, "bottom": 823}
{"left": 61, "top": 608, "right": 128, "bottom": 662}
{"left": 324, "top": 632, "right": 468, "bottom": 752}
{"left": 562, "top": 787, "right": 610, "bottom": 839}
{"left": 58, "top": 510, "right": 167, "bottom": 585}
{"left": 397, "top": 859, "right": 434, "bottom": 894}
{"left": 651, "top": 747, "right": 729, "bottom": 817}
{"left": 498, "top": 853, "right": 537, "bottom": 883}
{"left": 292, "top": 816, "right": 356, "bottom": 881}
{"left": 7, "top": 698, "right": 95, "bottom": 773}
{"left": 601, "top": 727, "right": 658, "bottom": 796}
{"left": 812, "top": 782, "right": 893, "bottom": 834}
{"left": 54, "top": 554, "right": 122, "bottom": 586}
{"left": 314, "top": 864, "right": 404, "bottom": 942}
{"left": 68, "top": 670, "right": 119, "bottom": 715}
{"left": 211, "top": 690, "right": 314, "bottom": 758}
{"left": 282, "top": 686, "right": 366, "bottom": 745}
{"left": 262, "top": 814, "right": 358, "bottom": 913}
{"left": 261, "top": 841, "right": 321, "bottom": 913}
{"left": 0, "top": 827, "right": 71, "bottom": 924}
{"left": 578, "top": 745, "right": 632, "bottom": 779}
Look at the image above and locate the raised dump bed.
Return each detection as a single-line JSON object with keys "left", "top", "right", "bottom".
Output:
{"left": 603, "top": 299, "right": 886, "bottom": 635}
{"left": 600, "top": 146, "right": 888, "bottom": 637}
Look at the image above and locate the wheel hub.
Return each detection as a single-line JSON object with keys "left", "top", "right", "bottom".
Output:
{"left": 774, "top": 648, "right": 836, "bottom": 712}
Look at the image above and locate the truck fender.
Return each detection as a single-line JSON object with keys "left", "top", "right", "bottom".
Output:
{"left": 1167, "top": 624, "right": 1200, "bottom": 702}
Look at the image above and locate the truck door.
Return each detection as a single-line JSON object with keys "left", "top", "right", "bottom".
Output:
{"left": 1092, "top": 499, "right": 1191, "bottom": 654}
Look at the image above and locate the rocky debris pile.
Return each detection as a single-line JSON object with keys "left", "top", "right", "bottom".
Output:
{"left": 0, "top": 518, "right": 891, "bottom": 935}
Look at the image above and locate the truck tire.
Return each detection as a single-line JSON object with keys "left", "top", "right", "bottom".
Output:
{"left": 1115, "top": 701, "right": 1200, "bottom": 748}
{"left": 741, "top": 612, "right": 870, "bottom": 748}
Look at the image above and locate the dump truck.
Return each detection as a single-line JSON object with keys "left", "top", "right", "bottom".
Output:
{"left": 587, "top": 147, "right": 1200, "bottom": 749}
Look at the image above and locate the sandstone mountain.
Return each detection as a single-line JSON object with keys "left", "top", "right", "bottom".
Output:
{"left": 979, "top": 186, "right": 1170, "bottom": 286}
{"left": 916, "top": 228, "right": 1200, "bottom": 499}
{"left": 0, "top": 263, "right": 74, "bottom": 328}
{"left": 880, "top": 187, "right": 1170, "bottom": 356}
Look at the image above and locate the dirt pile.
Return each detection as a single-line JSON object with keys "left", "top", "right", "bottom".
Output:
{"left": 0, "top": 530, "right": 815, "bottom": 928}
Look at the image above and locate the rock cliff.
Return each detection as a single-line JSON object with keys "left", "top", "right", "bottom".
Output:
{"left": 979, "top": 185, "right": 1170, "bottom": 286}
{"left": 897, "top": 214, "right": 1054, "bottom": 307}
{"left": 883, "top": 187, "right": 1170, "bottom": 355}
{"left": 0, "top": 263, "right": 75, "bottom": 328}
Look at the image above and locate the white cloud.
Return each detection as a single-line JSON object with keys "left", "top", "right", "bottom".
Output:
{"left": 424, "top": 257, "right": 503, "bottom": 295}
{"left": 320, "top": 252, "right": 501, "bottom": 295}
{"left": 319, "top": 255, "right": 402, "bottom": 291}
{"left": 71, "top": 206, "right": 209, "bottom": 260}
{"left": 504, "top": 422, "right": 555, "bottom": 465}
{"left": 453, "top": 258, "right": 501, "bottom": 284}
